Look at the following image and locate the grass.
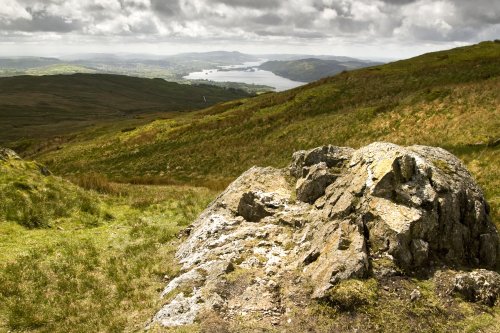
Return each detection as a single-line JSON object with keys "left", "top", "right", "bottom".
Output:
{"left": 0, "top": 153, "right": 110, "bottom": 229}
{"left": 0, "top": 179, "right": 216, "bottom": 332}
{"left": 194, "top": 277, "right": 499, "bottom": 333}
{"left": 35, "top": 41, "right": 500, "bottom": 226}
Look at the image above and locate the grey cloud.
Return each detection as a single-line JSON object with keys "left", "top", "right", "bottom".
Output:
{"left": 333, "top": 17, "right": 372, "bottom": 35}
{"left": 119, "top": 0, "right": 150, "bottom": 11}
{"left": 151, "top": 0, "right": 181, "bottom": 17}
{"left": 208, "top": 0, "right": 282, "bottom": 9}
{"left": 1, "top": 9, "right": 82, "bottom": 32}
{"left": 255, "top": 29, "right": 326, "bottom": 39}
{"left": 1, "top": 0, "right": 499, "bottom": 46}
{"left": 252, "top": 14, "right": 283, "bottom": 25}
{"left": 380, "top": 0, "right": 417, "bottom": 5}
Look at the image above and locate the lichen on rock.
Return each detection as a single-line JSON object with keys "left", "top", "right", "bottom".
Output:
{"left": 151, "top": 142, "right": 499, "bottom": 327}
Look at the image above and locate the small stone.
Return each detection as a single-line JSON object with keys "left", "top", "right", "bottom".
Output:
{"left": 410, "top": 289, "right": 421, "bottom": 302}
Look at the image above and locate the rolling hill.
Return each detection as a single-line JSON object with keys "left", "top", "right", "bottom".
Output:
{"left": 0, "top": 73, "right": 250, "bottom": 147}
{"left": 35, "top": 41, "right": 500, "bottom": 224}
{"left": 260, "top": 58, "right": 381, "bottom": 82}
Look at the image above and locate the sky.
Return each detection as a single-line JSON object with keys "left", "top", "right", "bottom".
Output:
{"left": 0, "top": 0, "right": 499, "bottom": 59}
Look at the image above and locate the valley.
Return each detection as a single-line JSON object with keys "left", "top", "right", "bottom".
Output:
{"left": 0, "top": 51, "right": 379, "bottom": 93}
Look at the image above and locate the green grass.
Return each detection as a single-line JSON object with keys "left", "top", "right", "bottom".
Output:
{"left": 196, "top": 277, "right": 499, "bottom": 333}
{"left": 0, "top": 183, "right": 215, "bottom": 332}
{"left": 36, "top": 41, "right": 500, "bottom": 225}
{"left": 0, "top": 153, "right": 110, "bottom": 229}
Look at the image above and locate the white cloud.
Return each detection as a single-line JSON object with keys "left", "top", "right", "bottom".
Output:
{"left": 0, "top": 0, "right": 32, "bottom": 21}
{"left": 0, "top": 0, "right": 498, "bottom": 57}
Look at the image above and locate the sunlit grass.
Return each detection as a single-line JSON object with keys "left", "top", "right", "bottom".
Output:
{"left": 0, "top": 182, "right": 215, "bottom": 333}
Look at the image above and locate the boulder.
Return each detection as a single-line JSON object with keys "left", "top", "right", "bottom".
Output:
{"left": 151, "top": 142, "right": 499, "bottom": 327}
{"left": 453, "top": 269, "right": 500, "bottom": 306}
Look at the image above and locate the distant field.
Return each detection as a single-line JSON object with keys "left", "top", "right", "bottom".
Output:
{"left": 0, "top": 74, "right": 250, "bottom": 149}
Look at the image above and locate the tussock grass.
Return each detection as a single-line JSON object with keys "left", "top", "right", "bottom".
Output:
{"left": 68, "top": 172, "right": 119, "bottom": 194}
{"left": 0, "top": 156, "right": 109, "bottom": 229}
{"left": 0, "top": 183, "right": 215, "bottom": 332}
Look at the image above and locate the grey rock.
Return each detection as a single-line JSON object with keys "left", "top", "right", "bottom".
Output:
{"left": 151, "top": 142, "right": 499, "bottom": 327}
{"left": 289, "top": 145, "right": 354, "bottom": 178}
{"left": 296, "top": 162, "right": 338, "bottom": 204}
{"left": 453, "top": 269, "right": 500, "bottom": 306}
{"left": 237, "top": 190, "right": 286, "bottom": 222}
{"left": 410, "top": 289, "right": 421, "bottom": 302}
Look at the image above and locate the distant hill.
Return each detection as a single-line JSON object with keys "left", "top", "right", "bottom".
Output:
{"left": 0, "top": 57, "right": 61, "bottom": 69}
{"left": 0, "top": 52, "right": 268, "bottom": 92}
{"left": 165, "top": 51, "right": 259, "bottom": 65}
{"left": 261, "top": 53, "right": 378, "bottom": 62}
{"left": 0, "top": 73, "right": 250, "bottom": 146}
{"left": 260, "top": 58, "right": 381, "bottom": 82}
{"left": 36, "top": 41, "right": 500, "bottom": 224}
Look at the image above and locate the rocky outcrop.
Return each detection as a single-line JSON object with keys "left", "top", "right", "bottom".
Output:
{"left": 1, "top": 147, "right": 51, "bottom": 175}
{"left": 0, "top": 148, "right": 21, "bottom": 161}
{"left": 151, "top": 142, "right": 499, "bottom": 327}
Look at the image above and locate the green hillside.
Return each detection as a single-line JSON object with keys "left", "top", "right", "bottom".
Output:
{"left": 37, "top": 41, "right": 500, "bottom": 223}
{"left": 260, "top": 58, "right": 379, "bottom": 82}
{"left": 0, "top": 73, "right": 250, "bottom": 147}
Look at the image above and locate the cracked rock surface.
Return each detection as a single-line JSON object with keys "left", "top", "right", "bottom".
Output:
{"left": 151, "top": 142, "right": 499, "bottom": 327}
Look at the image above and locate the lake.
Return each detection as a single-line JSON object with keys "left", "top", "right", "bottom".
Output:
{"left": 184, "top": 61, "right": 306, "bottom": 92}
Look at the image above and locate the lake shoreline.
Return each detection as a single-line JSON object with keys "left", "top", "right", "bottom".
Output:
{"left": 183, "top": 60, "right": 307, "bottom": 92}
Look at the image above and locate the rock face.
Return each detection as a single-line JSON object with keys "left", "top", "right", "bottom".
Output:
{"left": 152, "top": 142, "right": 499, "bottom": 327}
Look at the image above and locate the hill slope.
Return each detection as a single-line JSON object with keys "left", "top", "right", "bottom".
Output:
{"left": 37, "top": 41, "right": 500, "bottom": 222}
{"left": 0, "top": 74, "right": 250, "bottom": 146}
{"left": 260, "top": 58, "right": 380, "bottom": 82}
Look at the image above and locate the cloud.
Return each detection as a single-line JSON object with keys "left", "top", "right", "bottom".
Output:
{"left": 151, "top": 0, "right": 181, "bottom": 18}
{"left": 0, "top": 0, "right": 32, "bottom": 21}
{"left": 208, "top": 0, "right": 282, "bottom": 9}
{"left": 0, "top": 0, "right": 499, "bottom": 56}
